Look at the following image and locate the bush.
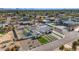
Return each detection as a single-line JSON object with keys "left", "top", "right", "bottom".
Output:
{"left": 77, "top": 39, "right": 79, "bottom": 42}
{"left": 72, "top": 41, "right": 77, "bottom": 51}
{"left": 59, "top": 45, "right": 64, "bottom": 51}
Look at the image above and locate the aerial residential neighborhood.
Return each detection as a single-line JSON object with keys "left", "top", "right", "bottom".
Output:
{"left": 0, "top": 9, "right": 79, "bottom": 51}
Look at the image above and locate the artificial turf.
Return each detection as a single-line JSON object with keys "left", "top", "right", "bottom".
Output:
{"left": 38, "top": 36, "right": 48, "bottom": 44}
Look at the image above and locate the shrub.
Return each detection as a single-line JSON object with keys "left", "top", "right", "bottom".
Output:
{"left": 72, "top": 41, "right": 77, "bottom": 51}
{"left": 59, "top": 45, "right": 64, "bottom": 51}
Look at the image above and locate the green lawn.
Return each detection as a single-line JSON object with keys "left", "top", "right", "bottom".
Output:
{"left": 38, "top": 36, "right": 48, "bottom": 44}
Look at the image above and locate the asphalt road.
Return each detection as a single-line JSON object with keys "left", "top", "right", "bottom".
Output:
{"left": 31, "top": 31, "right": 79, "bottom": 51}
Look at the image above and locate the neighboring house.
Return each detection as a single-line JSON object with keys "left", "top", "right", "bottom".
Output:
{"left": 54, "top": 18, "right": 63, "bottom": 25}
{"left": 23, "top": 24, "right": 52, "bottom": 39}
{"left": 37, "top": 25, "right": 52, "bottom": 34}
{"left": 42, "top": 19, "right": 51, "bottom": 23}
{"left": 19, "top": 16, "right": 33, "bottom": 25}
{"left": 63, "top": 18, "right": 79, "bottom": 31}
{"left": 0, "top": 21, "right": 7, "bottom": 28}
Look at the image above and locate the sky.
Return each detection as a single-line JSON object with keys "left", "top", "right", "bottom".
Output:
{"left": 0, "top": 0, "right": 79, "bottom": 8}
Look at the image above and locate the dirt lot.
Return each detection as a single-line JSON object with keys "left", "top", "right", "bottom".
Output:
{"left": 0, "top": 31, "right": 14, "bottom": 43}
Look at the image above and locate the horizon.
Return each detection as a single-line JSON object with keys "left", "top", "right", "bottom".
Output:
{"left": 0, "top": 8, "right": 79, "bottom": 10}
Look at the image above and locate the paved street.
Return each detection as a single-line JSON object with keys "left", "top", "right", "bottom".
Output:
{"left": 31, "top": 31, "right": 79, "bottom": 51}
